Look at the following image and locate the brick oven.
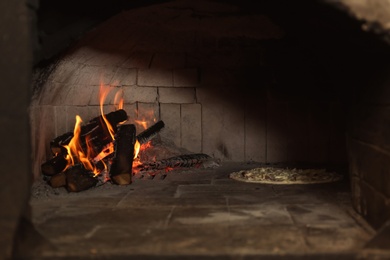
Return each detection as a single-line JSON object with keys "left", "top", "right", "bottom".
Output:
{"left": 2, "top": 0, "right": 390, "bottom": 258}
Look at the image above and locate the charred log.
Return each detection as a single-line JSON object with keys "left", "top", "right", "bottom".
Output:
{"left": 136, "top": 120, "right": 165, "bottom": 144}
{"left": 135, "top": 153, "right": 212, "bottom": 172}
{"left": 65, "top": 165, "right": 98, "bottom": 192}
{"left": 50, "top": 109, "right": 128, "bottom": 154}
{"left": 48, "top": 172, "right": 66, "bottom": 188}
{"left": 41, "top": 155, "right": 68, "bottom": 176}
{"left": 50, "top": 132, "right": 73, "bottom": 155}
{"left": 109, "top": 124, "right": 136, "bottom": 185}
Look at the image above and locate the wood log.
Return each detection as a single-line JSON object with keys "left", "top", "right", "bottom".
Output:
{"left": 135, "top": 153, "right": 212, "bottom": 172}
{"left": 109, "top": 124, "right": 136, "bottom": 185}
{"left": 41, "top": 155, "right": 68, "bottom": 176}
{"left": 136, "top": 120, "right": 165, "bottom": 144}
{"left": 50, "top": 109, "right": 128, "bottom": 155}
{"left": 65, "top": 165, "right": 98, "bottom": 192}
{"left": 91, "top": 120, "right": 166, "bottom": 163}
{"left": 48, "top": 172, "right": 66, "bottom": 188}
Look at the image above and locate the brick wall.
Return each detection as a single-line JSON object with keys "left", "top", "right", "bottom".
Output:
{"left": 347, "top": 62, "right": 390, "bottom": 229}
{"left": 30, "top": 0, "right": 348, "bottom": 179}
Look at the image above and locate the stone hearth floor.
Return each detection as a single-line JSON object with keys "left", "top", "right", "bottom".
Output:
{"left": 25, "top": 162, "right": 388, "bottom": 259}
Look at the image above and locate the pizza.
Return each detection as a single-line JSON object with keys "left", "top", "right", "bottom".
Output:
{"left": 229, "top": 167, "right": 343, "bottom": 184}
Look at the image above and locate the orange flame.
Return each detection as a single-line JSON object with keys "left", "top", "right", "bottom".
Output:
{"left": 61, "top": 85, "right": 126, "bottom": 177}
{"left": 134, "top": 139, "right": 141, "bottom": 159}
{"left": 134, "top": 120, "right": 148, "bottom": 130}
{"left": 134, "top": 109, "right": 157, "bottom": 130}
{"left": 99, "top": 84, "right": 116, "bottom": 141}
{"left": 63, "top": 115, "right": 99, "bottom": 176}
{"left": 114, "top": 90, "right": 124, "bottom": 110}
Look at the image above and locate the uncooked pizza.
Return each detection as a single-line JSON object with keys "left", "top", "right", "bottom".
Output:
{"left": 229, "top": 167, "right": 343, "bottom": 184}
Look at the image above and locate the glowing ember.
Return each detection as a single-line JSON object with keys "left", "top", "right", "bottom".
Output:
{"left": 165, "top": 166, "right": 174, "bottom": 173}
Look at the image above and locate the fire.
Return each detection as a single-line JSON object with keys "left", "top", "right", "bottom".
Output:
{"left": 62, "top": 85, "right": 126, "bottom": 177}
{"left": 134, "top": 120, "right": 148, "bottom": 130}
{"left": 99, "top": 84, "right": 117, "bottom": 141}
{"left": 59, "top": 83, "right": 163, "bottom": 180}
{"left": 133, "top": 140, "right": 152, "bottom": 160}
{"left": 134, "top": 109, "right": 157, "bottom": 130}
{"left": 63, "top": 115, "right": 99, "bottom": 175}
{"left": 134, "top": 140, "right": 140, "bottom": 159}
{"left": 114, "top": 90, "right": 124, "bottom": 110}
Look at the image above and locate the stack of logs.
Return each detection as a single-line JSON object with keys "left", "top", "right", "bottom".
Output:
{"left": 41, "top": 109, "right": 165, "bottom": 192}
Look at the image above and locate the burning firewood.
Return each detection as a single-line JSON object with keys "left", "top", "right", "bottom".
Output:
{"left": 41, "top": 154, "right": 68, "bottom": 176}
{"left": 50, "top": 109, "right": 128, "bottom": 155}
{"left": 136, "top": 120, "right": 165, "bottom": 144}
{"left": 109, "top": 124, "right": 136, "bottom": 185}
{"left": 135, "top": 153, "right": 213, "bottom": 173}
{"left": 48, "top": 172, "right": 66, "bottom": 188}
{"left": 91, "top": 120, "right": 166, "bottom": 163}
{"left": 41, "top": 109, "right": 128, "bottom": 177}
{"left": 65, "top": 165, "right": 98, "bottom": 192}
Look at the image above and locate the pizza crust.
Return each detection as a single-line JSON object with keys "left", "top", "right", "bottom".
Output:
{"left": 229, "top": 167, "right": 343, "bottom": 184}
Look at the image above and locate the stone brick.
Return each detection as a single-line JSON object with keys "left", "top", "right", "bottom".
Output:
{"left": 181, "top": 104, "right": 202, "bottom": 153}
{"left": 76, "top": 106, "right": 94, "bottom": 125}
{"left": 122, "top": 86, "right": 158, "bottom": 103}
{"left": 47, "top": 60, "right": 82, "bottom": 85}
{"left": 217, "top": 38, "right": 264, "bottom": 51}
{"left": 173, "top": 69, "right": 199, "bottom": 87}
{"left": 151, "top": 52, "right": 186, "bottom": 69}
{"left": 55, "top": 106, "right": 68, "bottom": 136}
{"left": 350, "top": 104, "right": 390, "bottom": 152}
{"left": 66, "top": 85, "right": 96, "bottom": 106}
{"left": 86, "top": 105, "right": 101, "bottom": 122}
{"left": 138, "top": 69, "right": 172, "bottom": 86}
{"left": 65, "top": 47, "right": 96, "bottom": 65}
{"left": 99, "top": 104, "right": 120, "bottom": 119}
{"left": 360, "top": 180, "right": 390, "bottom": 229}
{"left": 87, "top": 86, "right": 100, "bottom": 106}
{"left": 329, "top": 102, "right": 348, "bottom": 164}
{"left": 122, "top": 103, "right": 137, "bottom": 123}
{"left": 350, "top": 176, "right": 363, "bottom": 215}
{"left": 245, "top": 103, "right": 266, "bottom": 163}
{"left": 308, "top": 103, "right": 331, "bottom": 163}
{"left": 200, "top": 68, "right": 243, "bottom": 86}
{"left": 136, "top": 102, "right": 160, "bottom": 135}
{"left": 201, "top": 51, "right": 263, "bottom": 68}
{"left": 346, "top": 136, "right": 360, "bottom": 178}
{"left": 31, "top": 106, "right": 56, "bottom": 177}
{"left": 121, "top": 52, "right": 154, "bottom": 69}
{"left": 72, "top": 64, "right": 115, "bottom": 86}
{"left": 348, "top": 138, "right": 390, "bottom": 198}
{"left": 266, "top": 102, "right": 290, "bottom": 163}
{"left": 110, "top": 67, "right": 137, "bottom": 86}
{"left": 38, "top": 82, "right": 68, "bottom": 106}
{"left": 159, "top": 87, "right": 196, "bottom": 103}
{"left": 355, "top": 69, "right": 390, "bottom": 105}
{"left": 160, "top": 103, "right": 181, "bottom": 148}
{"left": 80, "top": 50, "right": 128, "bottom": 68}
{"left": 197, "top": 88, "right": 245, "bottom": 161}
{"left": 66, "top": 106, "right": 80, "bottom": 132}
{"left": 88, "top": 85, "right": 122, "bottom": 106}
{"left": 286, "top": 103, "right": 310, "bottom": 162}
{"left": 186, "top": 51, "right": 213, "bottom": 68}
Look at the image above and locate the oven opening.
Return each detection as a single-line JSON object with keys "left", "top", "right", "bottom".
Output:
{"left": 3, "top": 0, "right": 390, "bottom": 258}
